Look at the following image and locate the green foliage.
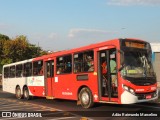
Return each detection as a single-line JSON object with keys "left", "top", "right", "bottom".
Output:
{"left": 0, "top": 34, "right": 47, "bottom": 73}
{"left": 0, "top": 34, "right": 10, "bottom": 73}
{"left": 0, "top": 34, "right": 9, "bottom": 40}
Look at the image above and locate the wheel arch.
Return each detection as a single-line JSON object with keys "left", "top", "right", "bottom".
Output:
{"left": 15, "top": 84, "right": 20, "bottom": 89}
{"left": 15, "top": 85, "right": 23, "bottom": 99}
{"left": 22, "top": 85, "right": 29, "bottom": 94}
{"left": 15, "top": 85, "right": 22, "bottom": 93}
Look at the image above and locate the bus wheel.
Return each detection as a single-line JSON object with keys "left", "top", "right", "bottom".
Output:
{"left": 23, "top": 87, "right": 30, "bottom": 100}
{"left": 79, "top": 87, "right": 94, "bottom": 109}
{"left": 15, "top": 86, "right": 22, "bottom": 99}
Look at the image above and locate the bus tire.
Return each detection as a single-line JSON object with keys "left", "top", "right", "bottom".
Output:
{"left": 15, "top": 86, "right": 22, "bottom": 99}
{"left": 79, "top": 87, "right": 94, "bottom": 109}
{"left": 23, "top": 87, "right": 31, "bottom": 100}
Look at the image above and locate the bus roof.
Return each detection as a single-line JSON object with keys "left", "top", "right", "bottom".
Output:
{"left": 3, "top": 59, "right": 33, "bottom": 67}
{"left": 31, "top": 38, "right": 115, "bottom": 60}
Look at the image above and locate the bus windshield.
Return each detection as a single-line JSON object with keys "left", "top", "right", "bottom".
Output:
{"left": 121, "top": 50, "right": 154, "bottom": 78}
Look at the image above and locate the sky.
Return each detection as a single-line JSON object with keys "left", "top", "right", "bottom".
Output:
{"left": 0, "top": 0, "right": 160, "bottom": 51}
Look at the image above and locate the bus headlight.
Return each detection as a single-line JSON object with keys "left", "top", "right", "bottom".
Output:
{"left": 129, "top": 88, "right": 135, "bottom": 94}
{"left": 123, "top": 85, "right": 135, "bottom": 95}
{"left": 123, "top": 85, "right": 129, "bottom": 91}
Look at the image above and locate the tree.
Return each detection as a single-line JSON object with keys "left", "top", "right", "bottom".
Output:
{"left": 0, "top": 34, "right": 47, "bottom": 74}
{"left": 0, "top": 34, "right": 10, "bottom": 73}
{"left": 0, "top": 34, "right": 10, "bottom": 57}
{"left": 0, "top": 34, "right": 9, "bottom": 40}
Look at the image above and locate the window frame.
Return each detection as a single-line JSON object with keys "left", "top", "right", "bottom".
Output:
{"left": 16, "top": 64, "right": 23, "bottom": 78}
{"left": 56, "top": 54, "right": 72, "bottom": 75}
{"left": 73, "top": 50, "right": 94, "bottom": 73}
{"left": 33, "top": 60, "right": 43, "bottom": 76}
{"left": 4, "top": 67, "right": 10, "bottom": 78}
{"left": 23, "top": 62, "right": 32, "bottom": 77}
{"left": 10, "top": 65, "right": 16, "bottom": 78}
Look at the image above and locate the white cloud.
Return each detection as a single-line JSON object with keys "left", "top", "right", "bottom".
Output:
{"left": 28, "top": 32, "right": 61, "bottom": 50}
{"left": 48, "top": 32, "right": 58, "bottom": 40}
{"left": 68, "top": 28, "right": 117, "bottom": 38}
{"left": 30, "top": 32, "right": 58, "bottom": 41}
{"left": 107, "top": 0, "right": 160, "bottom": 6}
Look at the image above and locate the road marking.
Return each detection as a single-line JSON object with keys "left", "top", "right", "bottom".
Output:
{"left": 0, "top": 98, "right": 61, "bottom": 112}
{"left": 0, "top": 103, "right": 16, "bottom": 106}
{"left": 0, "top": 98, "right": 93, "bottom": 120}
{"left": 0, "top": 103, "right": 32, "bottom": 107}
{"left": 1, "top": 108, "right": 37, "bottom": 111}
{"left": 0, "top": 105, "right": 24, "bottom": 109}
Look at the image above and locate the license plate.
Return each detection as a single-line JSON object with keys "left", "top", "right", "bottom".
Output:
{"left": 146, "top": 95, "right": 151, "bottom": 99}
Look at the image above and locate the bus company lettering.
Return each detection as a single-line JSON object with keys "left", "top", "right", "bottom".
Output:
{"left": 135, "top": 89, "right": 144, "bottom": 92}
{"left": 62, "top": 92, "right": 73, "bottom": 95}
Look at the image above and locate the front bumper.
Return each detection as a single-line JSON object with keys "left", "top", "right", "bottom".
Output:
{"left": 121, "top": 90, "right": 158, "bottom": 104}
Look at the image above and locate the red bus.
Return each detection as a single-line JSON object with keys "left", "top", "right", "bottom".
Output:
{"left": 2, "top": 38, "right": 158, "bottom": 108}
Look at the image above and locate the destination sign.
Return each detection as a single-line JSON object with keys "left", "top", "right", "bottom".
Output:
{"left": 124, "top": 41, "right": 145, "bottom": 49}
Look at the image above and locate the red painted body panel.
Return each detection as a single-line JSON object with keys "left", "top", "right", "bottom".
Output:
{"left": 28, "top": 86, "right": 45, "bottom": 97}
{"left": 52, "top": 73, "right": 98, "bottom": 100}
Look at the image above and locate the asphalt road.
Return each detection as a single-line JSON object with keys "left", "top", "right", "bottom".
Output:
{"left": 0, "top": 86, "right": 160, "bottom": 120}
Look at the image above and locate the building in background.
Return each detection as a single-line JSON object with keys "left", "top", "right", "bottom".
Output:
{"left": 151, "top": 43, "right": 160, "bottom": 88}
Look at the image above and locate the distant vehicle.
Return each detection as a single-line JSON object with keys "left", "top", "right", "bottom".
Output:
{"left": 2, "top": 38, "right": 158, "bottom": 108}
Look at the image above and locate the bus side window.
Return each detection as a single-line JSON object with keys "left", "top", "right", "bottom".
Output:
{"left": 74, "top": 53, "right": 83, "bottom": 73}
{"left": 74, "top": 50, "right": 94, "bottom": 73}
{"left": 33, "top": 60, "right": 43, "bottom": 76}
{"left": 10, "top": 66, "right": 16, "bottom": 78}
{"left": 16, "top": 64, "right": 23, "bottom": 77}
{"left": 56, "top": 55, "right": 72, "bottom": 74}
{"left": 4, "top": 67, "right": 9, "bottom": 78}
{"left": 23, "top": 62, "right": 32, "bottom": 77}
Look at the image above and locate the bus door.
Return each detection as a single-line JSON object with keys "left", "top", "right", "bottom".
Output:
{"left": 45, "top": 60, "right": 54, "bottom": 97}
{"left": 98, "top": 48, "right": 118, "bottom": 102}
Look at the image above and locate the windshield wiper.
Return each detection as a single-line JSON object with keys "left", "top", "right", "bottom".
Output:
{"left": 141, "top": 55, "right": 147, "bottom": 77}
